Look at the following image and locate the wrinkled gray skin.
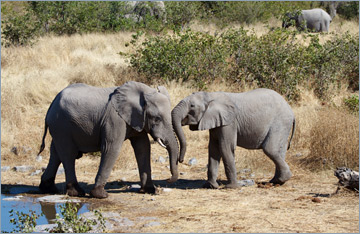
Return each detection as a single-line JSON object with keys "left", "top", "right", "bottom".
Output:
{"left": 282, "top": 8, "right": 331, "bottom": 32}
{"left": 38, "top": 81, "right": 179, "bottom": 199}
{"left": 172, "top": 89, "right": 295, "bottom": 188}
{"left": 124, "top": 1, "right": 166, "bottom": 23}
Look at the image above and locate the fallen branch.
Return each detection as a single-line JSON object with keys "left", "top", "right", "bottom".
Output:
{"left": 334, "top": 167, "right": 359, "bottom": 192}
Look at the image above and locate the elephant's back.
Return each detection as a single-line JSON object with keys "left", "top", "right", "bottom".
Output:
{"left": 302, "top": 8, "right": 331, "bottom": 20}
{"left": 46, "top": 84, "right": 116, "bottom": 128}
{"left": 229, "top": 88, "right": 294, "bottom": 121}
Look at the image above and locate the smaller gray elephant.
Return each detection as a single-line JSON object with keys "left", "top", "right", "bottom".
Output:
{"left": 282, "top": 8, "right": 332, "bottom": 32}
{"left": 172, "top": 89, "right": 296, "bottom": 189}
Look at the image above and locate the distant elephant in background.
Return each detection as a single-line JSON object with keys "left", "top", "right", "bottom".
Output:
{"left": 124, "top": 1, "right": 166, "bottom": 23}
{"left": 38, "top": 81, "right": 179, "bottom": 199}
{"left": 282, "top": 8, "right": 332, "bottom": 32}
{"left": 172, "top": 89, "right": 295, "bottom": 189}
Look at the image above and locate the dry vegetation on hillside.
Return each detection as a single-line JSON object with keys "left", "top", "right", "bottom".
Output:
{"left": 1, "top": 19, "right": 359, "bottom": 233}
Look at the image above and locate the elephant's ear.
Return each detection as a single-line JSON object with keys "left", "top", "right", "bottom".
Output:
{"left": 157, "top": 86, "right": 170, "bottom": 102}
{"left": 198, "top": 97, "right": 238, "bottom": 131}
{"left": 111, "top": 81, "right": 147, "bottom": 132}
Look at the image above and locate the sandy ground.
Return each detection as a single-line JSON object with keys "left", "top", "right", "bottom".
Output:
{"left": 1, "top": 143, "right": 358, "bottom": 233}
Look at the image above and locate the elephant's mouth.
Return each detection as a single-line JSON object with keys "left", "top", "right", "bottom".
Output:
{"left": 181, "top": 116, "right": 188, "bottom": 125}
{"left": 156, "top": 138, "right": 167, "bottom": 149}
{"left": 189, "top": 124, "right": 199, "bottom": 131}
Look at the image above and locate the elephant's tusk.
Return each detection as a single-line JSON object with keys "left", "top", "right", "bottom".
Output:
{"left": 157, "top": 138, "right": 167, "bottom": 148}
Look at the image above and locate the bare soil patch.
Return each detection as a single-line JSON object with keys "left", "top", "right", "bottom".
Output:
{"left": 1, "top": 146, "right": 358, "bottom": 233}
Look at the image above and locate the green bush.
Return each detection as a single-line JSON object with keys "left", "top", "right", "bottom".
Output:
{"left": 2, "top": 1, "right": 358, "bottom": 47}
{"left": 224, "top": 28, "right": 304, "bottom": 101}
{"left": 127, "top": 28, "right": 359, "bottom": 102}
{"left": 1, "top": 8, "right": 40, "bottom": 47}
{"left": 2, "top": 202, "right": 106, "bottom": 233}
{"left": 1, "top": 1, "right": 164, "bottom": 46}
{"left": 165, "top": 1, "right": 201, "bottom": 31}
{"left": 129, "top": 29, "right": 229, "bottom": 89}
{"left": 5, "top": 209, "right": 43, "bottom": 233}
{"left": 344, "top": 95, "right": 359, "bottom": 114}
{"left": 337, "top": 1, "right": 359, "bottom": 20}
{"left": 51, "top": 202, "right": 106, "bottom": 233}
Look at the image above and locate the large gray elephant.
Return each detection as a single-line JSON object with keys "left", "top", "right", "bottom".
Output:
{"left": 38, "top": 81, "right": 179, "bottom": 199}
{"left": 172, "top": 89, "right": 295, "bottom": 189}
{"left": 282, "top": 8, "right": 332, "bottom": 32}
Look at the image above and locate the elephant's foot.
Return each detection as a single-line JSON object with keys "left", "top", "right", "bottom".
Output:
{"left": 270, "top": 170, "right": 292, "bottom": 185}
{"left": 39, "top": 178, "right": 59, "bottom": 194}
{"left": 202, "top": 180, "right": 219, "bottom": 189}
{"left": 66, "top": 183, "right": 85, "bottom": 197}
{"left": 139, "top": 185, "right": 156, "bottom": 194}
{"left": 90, "top": 185, "right": 108, "bottom": 199}
{"left": 167, "top": 174, "right": 178, "bottom": 183}
{"left": 225, "top": 181, "right": 241, "bottom": 189}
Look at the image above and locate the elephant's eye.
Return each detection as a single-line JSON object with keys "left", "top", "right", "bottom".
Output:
{"left": 154, "top": 116, "right": 161, "bottom": 123}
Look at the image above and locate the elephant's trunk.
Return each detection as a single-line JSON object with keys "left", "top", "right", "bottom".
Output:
{"left": 164, "top": 128, "right": 179, "bottom": 183}
{"left": 171, "top": 100, "right": 188, "bottom": 163}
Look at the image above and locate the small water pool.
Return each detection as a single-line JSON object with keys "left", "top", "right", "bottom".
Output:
{"left": 1, "top": 194, "right": 90, "bottom": 232}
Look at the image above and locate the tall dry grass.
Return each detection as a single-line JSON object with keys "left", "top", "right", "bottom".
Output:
{"left": 1, "top": 20, "right": 358, "bottom": 175}
{"left": 301, "top": 108, "right": 359, "bottom": 171}
{"left": 1, "top": 32, "right": 138, "bottom": 166}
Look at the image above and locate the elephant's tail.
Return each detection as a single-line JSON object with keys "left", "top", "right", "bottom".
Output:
{"left": 287, "top": 118, "right": 296, "bottom": 150}
{"left": 38, "top": 122, "right": 48, "bottom": 155}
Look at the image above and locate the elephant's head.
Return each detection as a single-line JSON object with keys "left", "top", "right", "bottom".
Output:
{"left": 282, "top": 11, "right": 301, "bottom": 28}
{"left": 111, "top": 81, "right": 179, "bottom": 182}
{"left": 172, "top": 92, "right": 238, "bottom": 163}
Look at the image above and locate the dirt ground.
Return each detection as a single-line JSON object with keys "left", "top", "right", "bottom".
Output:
{"left": 1, "top": 142, "right": 359, "bottom": 233}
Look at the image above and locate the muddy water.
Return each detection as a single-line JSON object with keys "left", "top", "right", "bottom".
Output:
{"left": 1, "top": 194, "right": 90, "bottom": 232}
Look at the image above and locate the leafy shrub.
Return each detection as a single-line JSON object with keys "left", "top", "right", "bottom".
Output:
{"left": 310, "top": 33, "right": 359, "bottom": 99}
{"left": 1, "top": 9, "right": 40, "bottom": 47}
{"left": 2, "top": 202, "right": 106, "bottom": 233}
{"left": 337, "top": 1, "right": 359, "bottom": 20}
{"left": 224, "top": 28, "right": 304, "bottom": 101}
{"left": 128, "top": 28, "right": 358, "bottom": 102}
{"left": 28, "top": 1, "right": 132, "bottom": 35}
{"left": 165, "top": 1, "right": 201, "bottom": 31}
{"left": 51, "top": 202, "right": 106, "bottom": 233}
{"left": 2, "top": 1, "right": 358, "bottom": 47}
{"left": 5, "top": 209, "right": 43, "bottom": 233}
{"left": 344, "top": 95, "right": 359, "bottom": 113}
{"left": 1, "top": 1, "right": 164, "bottom": 46}
{"left": 129, "top": 29, "right": 229, "bottom": 89}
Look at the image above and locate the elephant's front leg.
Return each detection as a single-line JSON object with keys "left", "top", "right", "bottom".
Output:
{"left": 90, "top": 140, "right": 123, "bottom": 199}
{"left": 217, "top": 126, "right": 240, "bottom": 189}
{"left": 130, "top": 133, "right": 156, "bottom": 194}
{"left": 203, "top": 136, "right": 221, "bottom": 189}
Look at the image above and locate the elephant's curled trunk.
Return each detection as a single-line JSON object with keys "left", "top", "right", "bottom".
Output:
{"left": 171, "top": 100, "right": 188, "bottom": 163}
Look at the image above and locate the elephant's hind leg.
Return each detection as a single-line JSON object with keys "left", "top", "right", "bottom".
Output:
{"left": 40, "top": 141, "right": 61, "bottom": 194}
{"left": 55, "top": 140, "right": 85, "bottom": 197}
{"left": 262, "top": 131, "right": 292, "bottom": 185}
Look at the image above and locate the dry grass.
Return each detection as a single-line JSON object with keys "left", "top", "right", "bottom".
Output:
{"left": 304, "top": 108, "right": 359, "bottom": 171}
{"left": 1, "top": 21, "right": 359, "bottom": 233}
